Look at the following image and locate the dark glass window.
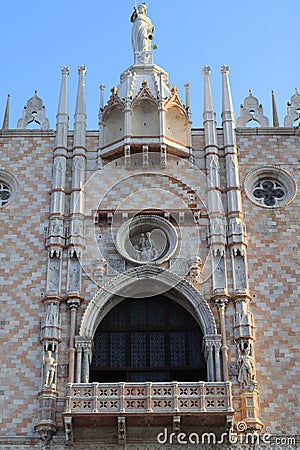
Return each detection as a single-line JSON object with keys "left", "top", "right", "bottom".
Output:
{"left": 91, "top": 296, "right": 206, "bottom": 382}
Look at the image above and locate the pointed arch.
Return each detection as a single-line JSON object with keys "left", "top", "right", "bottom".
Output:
{"left": 79, "top": 265, "right": 217, "bottom": 338}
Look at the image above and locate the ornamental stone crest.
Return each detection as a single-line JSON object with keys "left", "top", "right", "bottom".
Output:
{"left": 17, "top": 91, "right": 50, "bottom": 129}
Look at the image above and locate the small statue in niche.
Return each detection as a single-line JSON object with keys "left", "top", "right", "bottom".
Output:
{"left": 43, "top": 350, "right": 57, "bottom": 389}
{"left": 238, "top": 340, "right": 255, "bottom": 389}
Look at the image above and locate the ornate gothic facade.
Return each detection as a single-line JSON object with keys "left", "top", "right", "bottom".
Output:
{"left": 0, "top": 4, "right": 299, "bottom": 450}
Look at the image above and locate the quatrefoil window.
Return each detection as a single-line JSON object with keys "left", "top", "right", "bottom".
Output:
{"left": 244, "top": 166, "right": 297, "bottom": 209}
{"left": 0, "top": 183, "right": 11, "bottom": 207}
{"left": 253, "top": 180, "right": 285, "bottom": 207}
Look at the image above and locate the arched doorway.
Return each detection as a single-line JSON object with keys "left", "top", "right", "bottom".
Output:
{"left": 91, "top": 295, "right": 206, "bottom": 383}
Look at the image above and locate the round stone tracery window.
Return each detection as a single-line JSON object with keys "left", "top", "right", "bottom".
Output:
{"left": 0, "top": 170, "right": 18, "bottom": 208}
{"left": 115, "top": 215, "right": 178, "bottom": 265}
{"left": 244, "top": 166, "right": 297, "bottom": 208}
{"left": 0, "top": 182, "right": 11, "bottom": 207}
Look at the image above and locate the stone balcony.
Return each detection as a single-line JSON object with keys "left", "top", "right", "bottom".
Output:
{"left": 64, "top": 382, "right": 233, "bottom": 444}
{"left": 64, "top": 381, "right": 232, "bottom": 424}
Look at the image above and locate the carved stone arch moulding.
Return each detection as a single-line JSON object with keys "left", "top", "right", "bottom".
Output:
{"left": 243, "top": 165, "right": 297, "bottom": 208}
{"left": 79, "top": 265, "right": 217, "bottom": 339}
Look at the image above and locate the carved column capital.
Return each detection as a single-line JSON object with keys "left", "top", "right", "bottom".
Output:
{"left": 215, "top": 297, "right": 229, "bottom": 311}
{"left": 75, "top": 335, "right": 93, "bottom": 350}
{"left": 67, "top": 298, "right": 81, "bottom": 312}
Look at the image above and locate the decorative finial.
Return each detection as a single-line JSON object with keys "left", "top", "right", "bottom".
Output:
{"left": 272, "top": 90, "right": 279, "bottom": 127}
{"left": 61, "top": 66, "right": 70, "bottom": 76}
{"left": 202, "top": 66, "right": 211, "bottom": 75}
{"left": 221, "top": 65, "right": 230, "bottom": 74}
{"left": 78, "top": 65, "right": 87, "bottom": 75}
{"left": 2, "top": 94, "right": 10, "bottom": 130}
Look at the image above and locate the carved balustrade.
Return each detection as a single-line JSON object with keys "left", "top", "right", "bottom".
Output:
{"left": 65, "top": 381, "right": 233, "bottom": 415}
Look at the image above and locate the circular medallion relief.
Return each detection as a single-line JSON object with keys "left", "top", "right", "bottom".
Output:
{"left": 244, "top": 165, "right": 297, "bottom": 208}
{"left": 115, "top": 215, "right": 178, "bottom": 265}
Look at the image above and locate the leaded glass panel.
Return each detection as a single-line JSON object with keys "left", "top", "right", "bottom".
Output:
{"left": 170, "top": 331, "right": 186, "bottom": 366}
{"left": 131, "top": 332, "right": 147, "bottom": 367}
{"left": 149, "top": 332, "right": 165, "bottom": 367}
{"left": 92, "top": 332, "right": 107, "bottom": 367}
{"left": 91, "top": 296, "right": 206, "bottom": 382}
{"left": 110, "top": 332, "right": 126, "bottom": 367}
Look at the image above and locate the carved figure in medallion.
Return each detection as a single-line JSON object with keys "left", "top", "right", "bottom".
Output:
{"left": 135, "top": 231, "right": 158, "bottom": 262}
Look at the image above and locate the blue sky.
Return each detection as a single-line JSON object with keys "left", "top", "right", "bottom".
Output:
{"left": 1, "top": 0, "right": 299, "bottom": 129}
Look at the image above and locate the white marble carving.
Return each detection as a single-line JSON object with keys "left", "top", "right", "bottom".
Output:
{"left": 188, "top": 256, "right": 203, "bottom": 284}
{"left": 116, "top": 215, "right": 177, "bottom": 265}
{"left": 233, "top": 253, "right": 247, "bottom": 290}
{"left": 131, "top": 3, "right": 155, "bottom": 53}
{"left": 47, "top": 256, "right": 61, "bottom": 294}
{"left": 17, "top": 91, "right": 50, "bottom": 129}
{"left": 236, "top": 90, "right": 269, "bottom": 127}
{"left": 53, "top": 156, "right": 66, "bottom": 189}
{"left": 72, "top": 156, "right": 85, "bottom": 189}
{"left": 43, "top": 350, "right": 57, "bottom": 389}
{"left": 213, "top": 254, "right": 226, "bottom": 291}
{"left": 67, "top": 255, "right": 81, "bottom": 293}
{"left": 237, "top": 339, "right": 256, "bottom": 389}
{"left": 284, "top": 88, "right": 300, "bottom": 126}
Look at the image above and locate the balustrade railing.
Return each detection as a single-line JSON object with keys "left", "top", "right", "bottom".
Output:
{"left": 65, "top": 381, "right": 233, "bottom": 415}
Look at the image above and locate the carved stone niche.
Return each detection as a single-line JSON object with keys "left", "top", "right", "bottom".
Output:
{"left": 115, "top": 215, "right": 178, "bottom": 265}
